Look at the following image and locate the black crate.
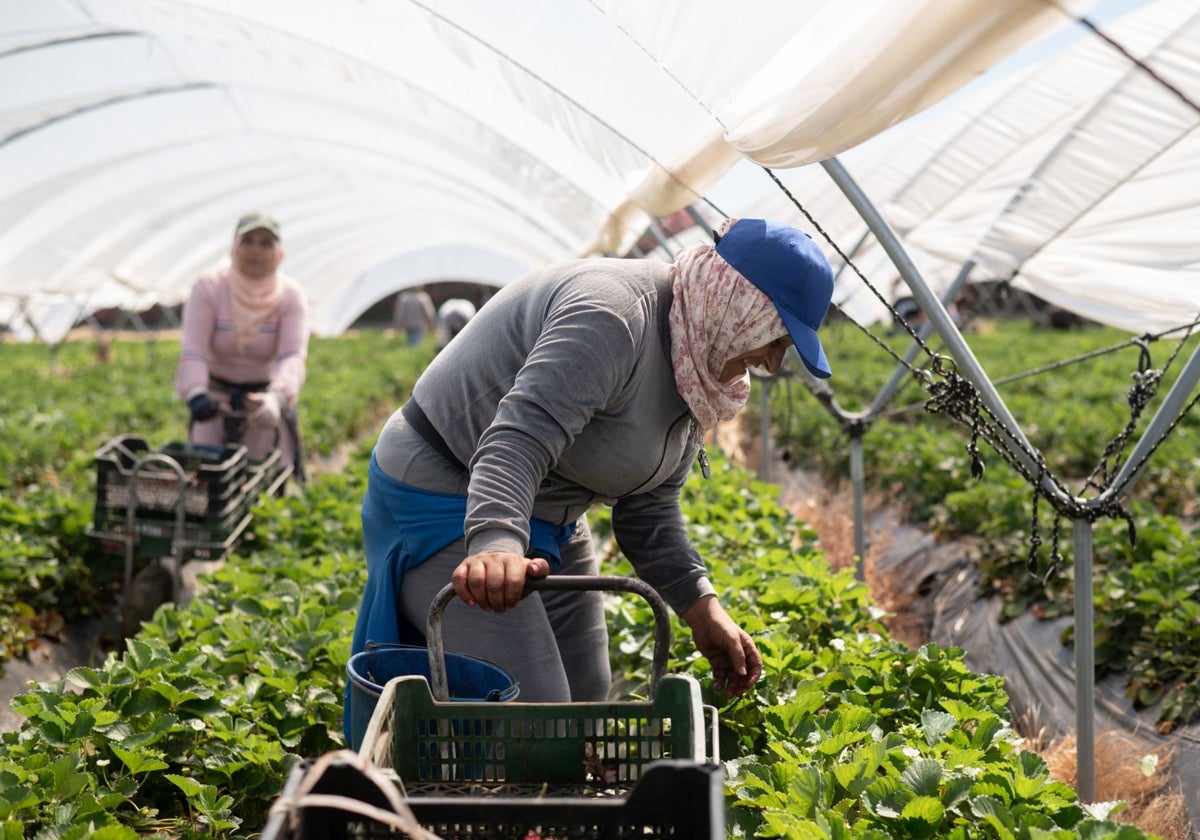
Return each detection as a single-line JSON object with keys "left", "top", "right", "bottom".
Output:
{"left": 90, "top": 497, "right": 252, "bottom": 561}
{"left": 88, "top": 440, "right": 290, "bottom": 562}
{"left": 246, "top": 448, "right": 290, "bottom": 499}
{"left": 262, "top": 750, "right": 724, "bottom": 840}
{"left": 93, "top": 435, "right": 248, "bottom": 521}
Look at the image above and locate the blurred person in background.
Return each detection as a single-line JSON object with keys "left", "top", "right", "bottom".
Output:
{"left": 346, "top": 217, "right": 835, "bottom": 740}
{"left": 393, "top": 286, "right": 436, "bottom": 346}
{"left": 436, "top": 297, "right": 477, "bottom": 351}
{"left": 176, "top": 211, "right": 309, "bottom": 479}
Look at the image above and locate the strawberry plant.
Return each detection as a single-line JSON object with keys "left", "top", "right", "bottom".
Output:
{"left": 768, "top": 321, "right": 1200, "bottom": 729}
{"left": 601, "top": 448, "right": 1152, "bottom": 839}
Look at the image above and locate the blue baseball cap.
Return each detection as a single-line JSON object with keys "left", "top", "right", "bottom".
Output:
{"left": 715, "top": 218, "right": 834, "bottom": 379}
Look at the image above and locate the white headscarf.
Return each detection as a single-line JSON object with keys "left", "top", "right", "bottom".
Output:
{"left": 227, "top": 240, "right": 283, "bottom": 352}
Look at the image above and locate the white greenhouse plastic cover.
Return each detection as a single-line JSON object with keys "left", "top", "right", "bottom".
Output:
{"left": 0, "top": 0, "right": 1178, "bottom": 343}
{"left": 718, "top": 0, "right": 1200, "bottom": 334}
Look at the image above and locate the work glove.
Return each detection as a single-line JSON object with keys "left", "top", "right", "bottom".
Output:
{"left": 248, "top": 390, "right": 283, "bottom": 428}
{"left": 188, "top": 393, "right": 220, "bottom": 423}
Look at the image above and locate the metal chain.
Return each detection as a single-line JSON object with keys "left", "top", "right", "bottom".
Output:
{"left": 759, "top": 167, "right": 1200, "bottom": 579}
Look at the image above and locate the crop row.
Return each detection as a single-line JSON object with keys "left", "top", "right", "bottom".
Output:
{"left": 763, "top": 319, "right": 1200, "bottom": 730}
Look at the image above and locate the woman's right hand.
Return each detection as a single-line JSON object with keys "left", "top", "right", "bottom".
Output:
{"left": 452, "top": 552, "right": 550, "bottom": 613}
{"left": 681, "top": 594, "right": 763, "bottom": 698}
{"left": 188, "top": 393, "right": 221, "bottom": 422}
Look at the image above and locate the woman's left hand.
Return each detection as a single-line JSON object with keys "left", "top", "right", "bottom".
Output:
{"left": 681, "top": 594, "right": 763, "bottom": 698}
{"left": 246, "top": 390, "right": 283, "bottom": 428}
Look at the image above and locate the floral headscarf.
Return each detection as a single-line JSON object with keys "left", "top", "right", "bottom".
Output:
{"left": 669, "top": 219, "right": 787, "bottom": 433}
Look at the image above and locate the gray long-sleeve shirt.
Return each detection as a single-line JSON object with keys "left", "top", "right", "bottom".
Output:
{"left": 376, "top": 257, "right": 715, "bottom": 614}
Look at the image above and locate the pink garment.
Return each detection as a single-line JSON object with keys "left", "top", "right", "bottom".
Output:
{"left": 668, "top": 233, "right": 786, "bottom": 433}
{"left": 175, "top": 264, "right": 309, "bottom": 404}
{"left": 175, "top": 265, "right": 309, "bottom": 465}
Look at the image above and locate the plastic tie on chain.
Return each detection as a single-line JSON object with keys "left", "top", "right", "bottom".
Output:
{"left": 929, "top": 353, "right": 957, "bottom": 378}
{"left": 911, "top": 366, "right": 935, "bottom": 389}
{"left": 970, "top": 452, "right": 985, "bottom": 480}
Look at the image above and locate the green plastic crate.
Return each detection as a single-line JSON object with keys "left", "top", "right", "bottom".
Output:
{"left": 272, "top": 577, "right": 722, "bottom": 838}
{"left": 90, "top": 501, "right": 251, "bottom": 561}
{"left": 361, "top": 672, "right": 708, "bottom": 787}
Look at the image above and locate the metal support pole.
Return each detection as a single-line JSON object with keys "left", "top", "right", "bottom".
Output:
{"left": 161, "top": 303, "right": 182, "bottom": 329}
{"left": 647, "top": 220, "right": 675, "bottom": 258}
{"left": 759, "top": 376, "right": 772, "bottom": 482}
{"left": 1072, "top": 517, "right": 1096, "bottom": 803}
{"left": 1106, "top": 336, "right": 1200, "bottom": 497}
{"left": 850, "top": 434, "right": 865, "bottom": 580}
{"left": 822, "top": 154, "right": 1105, "bottom": 782}
{"left": 127, "top": 308, "right": 149, "bottom": 333}
{"left": 684, "top": 204, "right": 715, "bottom": 240}
{"left": 16, "top": 297, "right": 48, "bottom": 344}
{"left": 821, "top": 157, "right": 1068, "bottom": 506}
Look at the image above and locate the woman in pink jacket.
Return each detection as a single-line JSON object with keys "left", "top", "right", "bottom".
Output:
{"left": 175, "top": 211, "right": 309, "bottom": 477}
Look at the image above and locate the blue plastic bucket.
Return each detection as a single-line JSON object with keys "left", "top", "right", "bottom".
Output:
{"left": 346, "top": 645, "right": 519, "bottom": 751}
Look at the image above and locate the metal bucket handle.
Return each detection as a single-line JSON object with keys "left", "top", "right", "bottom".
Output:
{"left": 426, "top": 575, "right": 672, "bottom": 702}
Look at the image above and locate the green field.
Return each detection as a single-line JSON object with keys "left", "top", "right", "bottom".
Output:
{"left": 0, "top": 325, "right": 1185, "bottom": 838}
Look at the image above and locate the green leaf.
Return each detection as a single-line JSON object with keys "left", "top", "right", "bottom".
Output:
{"left": 167, "top": 774, "right": 204, "bottom": 798}
{"left": 816, "top": 729, "right": 871, "bottom": 755}
{"left": 63, "top": 667, "right": 103, "bottom": 691}
{"left": 89, "top": 827, "right": 141, "bottom": 840}
{"left": 921, "top": 710, "right": 956, "bottom": 746}
{"left": 831, "top": 761, "right": 861, "bottom": 793}
{"left": 92, "top": 709, "right": 122, "bottom": 728}
{"left": 110, "top": 746, "right": 169, "bottom": 775}
{"left": 941, "top": 774, "right": 974, "bottom": 809}
{"left": 973, "top": 775, "right": 1014, "bottom": 803}
{"left": 901, "top": 758, "right": 943, "bottom": 797}
{"left": 830, "top": 704, "right": 875, "bottom": 735}
{"left": 0, "top": 786, "right": 39, "bottom": 819}
{"left": 971, "top": 795, "right": 1017, "bottom": 840}
{"left": 864, "top": 777, "right": 913, "bottom": 819}
{"left": 1016, "top": 749, "right": 1049, "bottom": 778}
{"left": 971, "top": 715, "right": 1006, "bottom": 750}
{"left": 788, "top": 766, "right": 825, "bottom": 815}
{"left": 50, "top": 754, "right": 89, "bottom": 801}
{"left": 901, "top": 794, "right": 946, "bottom": 824}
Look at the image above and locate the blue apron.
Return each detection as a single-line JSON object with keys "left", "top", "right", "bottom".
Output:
{"left": 343, "top": 451, "right": 575, "bottom": 741}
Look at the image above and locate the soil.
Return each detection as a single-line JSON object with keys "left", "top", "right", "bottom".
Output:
{"left": 0, "top": 617, "right": 113, "bottom": 732}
